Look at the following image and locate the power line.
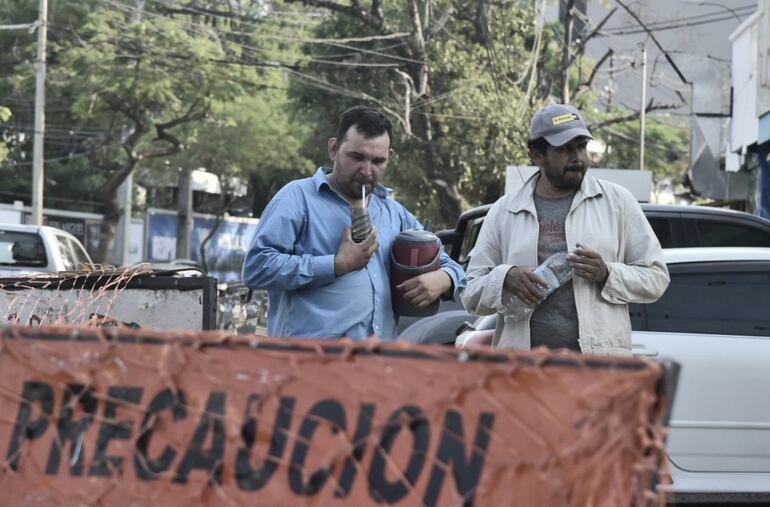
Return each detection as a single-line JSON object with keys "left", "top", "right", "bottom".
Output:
{"left": 0, "top": 151, "right": 90, "bottom": 171}
{"left": 613, "top": 0, "right": 688, "bottom": 85}
{"left": 602, "top": 9, "right": 755, "bottom": 36}
{"left": 601, "top": 5, "right": 754, "bottom": 34}
{"left": 96, "top": 0, "right": 419, "bottom": 69}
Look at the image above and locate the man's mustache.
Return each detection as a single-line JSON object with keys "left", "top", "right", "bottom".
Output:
{"left": 565, "top": 163, "right": 585, "bottom": 172}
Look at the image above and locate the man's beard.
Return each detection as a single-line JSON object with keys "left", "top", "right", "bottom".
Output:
{"left": 547, "top": 163, "right": 585, "bottom": 190}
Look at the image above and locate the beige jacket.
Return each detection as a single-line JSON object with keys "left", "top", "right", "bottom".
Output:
{"left": 461, "top": 173, "right": 670, "bottom": 355}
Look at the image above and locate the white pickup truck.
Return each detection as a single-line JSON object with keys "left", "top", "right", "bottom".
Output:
{"left": 0, "top": 223, "right": 93, "bottom": 276}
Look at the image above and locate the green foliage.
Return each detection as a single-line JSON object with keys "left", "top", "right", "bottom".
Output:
{"left": 147, "top": 89, "right": 314, "bottom": 214}
{"left": 52, "top": 8, "right": 244, "bottom": 137}
{"left": 285, "top": 0, "right": 542, "bottom": 226}
{"left": 0, "top": 0, "right": 694, "bottom": 227}
{"left": 0, "top": 0, "right": 316, "bottom": 222}
{"left": 591, "top": 110, "right": 690, "bottom": 181}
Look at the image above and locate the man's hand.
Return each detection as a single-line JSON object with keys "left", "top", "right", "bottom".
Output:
{"left": 503, "top": 266, "right": 549, "bottom": 306}
{"left": 568, "top": 243, "right": 609, "bottom": 283}
{"left": 397, "top": 270, "right": 452, "bottom": 308}
{"left": 334, "top": 227, "right": 378, "bottom": 276}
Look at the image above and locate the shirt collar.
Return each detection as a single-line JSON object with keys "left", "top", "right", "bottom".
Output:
{"left": 313, "top": 167, "right": 392, "bottom": 198}
{"left": 504, "top": 169, "right": 603, "bottom": 214}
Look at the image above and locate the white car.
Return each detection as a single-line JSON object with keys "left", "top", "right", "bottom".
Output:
{"left": 456, "top": 247, "right": 770, "bottom": 502}
{"left": 632, "top": 247, "right": 770, "bottom": 502}
{"left": 0, "top": 223, "right": 93, "bottom": 276}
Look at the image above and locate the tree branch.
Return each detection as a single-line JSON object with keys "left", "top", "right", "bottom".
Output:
{"left": 614, "top": 0, "right": 688, "bottom": 84}
{"left": 575, "top": 48, "right": 613, "bottom": 97}
{"left": 284, "top": 0, "right": 388, "bottom": 31}
{"left": 568, "top": 7, "right": 616, "bottom": 68}
{"left": 153, "top": 3, "right": 268, "bottom": 25}
{"left": 407, "top": 0, "right": 428, "bottom": 96}
{"left": 589, "top": 100, "right": 681, "bottom": 130}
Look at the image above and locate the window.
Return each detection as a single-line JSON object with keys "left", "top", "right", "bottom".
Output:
{"left": 56, "top": 235, "right": 79, "bottom": 271}
{"left": 65, "top": 237, "right": 91, "bottom": 269}
{"left": 647, "top": 219, "right": 673, "bottom": 248}
{"left": 0, "top": 231, "right": 47, "bottom": 267}
{"left": 697, "top": 221, "right": 770, "bottom": 247}
{"left": 458, "top": 217, "right": 485, "bottom": 265}
{"left": 641, "top": 267, "right": 770, "bottom": 336}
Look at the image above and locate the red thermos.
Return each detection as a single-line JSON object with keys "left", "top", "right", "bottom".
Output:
{"left": 390, "top": 229, "right": 442, "bottom": 317}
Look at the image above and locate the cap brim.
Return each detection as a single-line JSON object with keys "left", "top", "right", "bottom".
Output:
{"left": 544, "top": 128, "right": 593, "bottom": 147}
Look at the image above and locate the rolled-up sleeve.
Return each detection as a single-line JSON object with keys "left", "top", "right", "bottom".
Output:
{"left": 462, "top": 202, "right": 515, "bottom": 315}
{"left": 438, "top": 249, "right": 466, "bottom": 300}
{"left": 601, "top": 194, "right": 670, "bottom": 304}
{"left": 242, "top": 189, "right": 336, "bottom": 292}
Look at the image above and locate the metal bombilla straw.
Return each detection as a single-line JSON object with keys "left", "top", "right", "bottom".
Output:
{"left": 351, "top": 184, "right": 372, "bottom": 243}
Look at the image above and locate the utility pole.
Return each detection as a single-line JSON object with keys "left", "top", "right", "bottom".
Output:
{"left": 639, "top": 43, "right": 647, "bottom": 170}
{"left": 114, "top": 0, "right": 144, "bottom": 266}
{"left": 31, "top": 0, "right": 48, "bottom": 225}
{"left": 607, "top": 53, "right": 614, "bottom": 109}
{"left": 561, "top": 0, "right": 576, "bottom": 103}
{"left": 176, "top": 0, "right": 199, "bottom": 261}
{"left": 176, "top": 168, "right": 193, "bottom": 260}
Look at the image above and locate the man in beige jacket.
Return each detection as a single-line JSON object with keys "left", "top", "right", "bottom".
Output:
{"left": 461, "top": 104, "right": 669, "bottom": 355}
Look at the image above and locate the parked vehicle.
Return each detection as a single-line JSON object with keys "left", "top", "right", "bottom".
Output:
{"left": 453, "top": 247, "right": 770, "bottom": 501}
{"left": 399, "top": 204, "right": 770, "bottom": 343}
{"left": 0, "top": 223, "right": 93, "bottom": 276}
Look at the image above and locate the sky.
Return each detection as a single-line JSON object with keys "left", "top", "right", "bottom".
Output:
{"left": 544, "top": 0, "right": 757, "bottom": 117}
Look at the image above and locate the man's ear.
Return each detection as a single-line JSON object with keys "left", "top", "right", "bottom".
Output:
{"left": 528, "top": 147, "right": 542, "bottom": 165}
{"left": 328, "top": 137, "right": 339, "bottom": 161}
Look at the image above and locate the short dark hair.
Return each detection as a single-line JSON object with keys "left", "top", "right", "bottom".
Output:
{"left": 336, "top": 106, "right": 393, "bottom": 144}
{"left": 527, "top": 137, "right": 551, "bottom": 156}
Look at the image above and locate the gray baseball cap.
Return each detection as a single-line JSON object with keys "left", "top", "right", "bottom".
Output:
{"left": 529, "top": 104, "right": 593, "bottom": 147}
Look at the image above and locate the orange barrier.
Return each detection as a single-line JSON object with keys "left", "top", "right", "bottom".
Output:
{"left": 0, "top": 326, "right": 675, "bottom": 506}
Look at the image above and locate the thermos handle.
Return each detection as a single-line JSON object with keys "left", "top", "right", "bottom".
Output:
{"left": 390, "top": 247, "right": 441, "bottom": 273}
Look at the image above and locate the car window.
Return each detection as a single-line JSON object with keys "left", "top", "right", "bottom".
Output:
{"left": 65, "top": 237, "right": 92, "bottom": 269}
{"left": 647, "top": 218, "right": 673, "bottom": 248}
{"left": 697, "top": 220, "right": 770, "bottom": 247}
{"left": 648, "top": 218, "right": 673, "bottom": 248}
{"left": 641, "top": 267, "right": 770, "bottom": 336}
{"left": 0, "top": 231, "right": 47, "bottom": 267}
{"left": 56, "top": 235, "right": 80, "bottom": 271}
{"left": 458, "top": 216, "right": 485, "bottom": 265}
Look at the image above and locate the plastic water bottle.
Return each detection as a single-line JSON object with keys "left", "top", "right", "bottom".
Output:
{"left": 532, "top": 251, "right": 573, "bottom": 298}
{"left": 503, "top": 251, "right": 573, "bottom": 321}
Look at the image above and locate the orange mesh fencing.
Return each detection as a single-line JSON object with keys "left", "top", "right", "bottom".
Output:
{"left": 0, "top": 326, "right": 675, "bottom": 506}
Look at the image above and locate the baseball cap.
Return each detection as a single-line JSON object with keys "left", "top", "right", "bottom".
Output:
{"left": 529, "top": 104, "right": 593, "bottom": 147}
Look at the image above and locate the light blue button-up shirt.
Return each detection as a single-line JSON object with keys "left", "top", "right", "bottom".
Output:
{"left": 242, "top": 167, "right": 466, "bottom": 340}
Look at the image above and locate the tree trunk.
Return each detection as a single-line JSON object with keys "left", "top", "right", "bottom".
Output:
{"left": 431, "top": 176, "right": 463, "bottom": 228}
{"left": 95, "top": 193, "right": 121, "bottom": 264}
{"left": 561, "top": 0, "right": 575, "bottom": 103}
{"left": 199, "top": 213, "right": 222, "bottom": 273}
{"left": 417, "top": 112, "right": 463, "bottom": 227}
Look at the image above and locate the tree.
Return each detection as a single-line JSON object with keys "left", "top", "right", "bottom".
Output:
{"left": 593, "top": 112, "right": 689, "bottom": 180}
{"left": 153, "top": 90, "right": 313, "bottom": 270}
{"left": 0, "top": 1, "right": 109, "bottom": 211}
{"left": 45, "top": 7, "right": 247, "bottom": 261}
{"left": 283, "top": 0, "right": 542, "bottom": 227}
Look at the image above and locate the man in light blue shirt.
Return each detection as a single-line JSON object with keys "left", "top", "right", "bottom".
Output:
{"left": 242, "top": 106, "right": 465, "bottom": 340}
